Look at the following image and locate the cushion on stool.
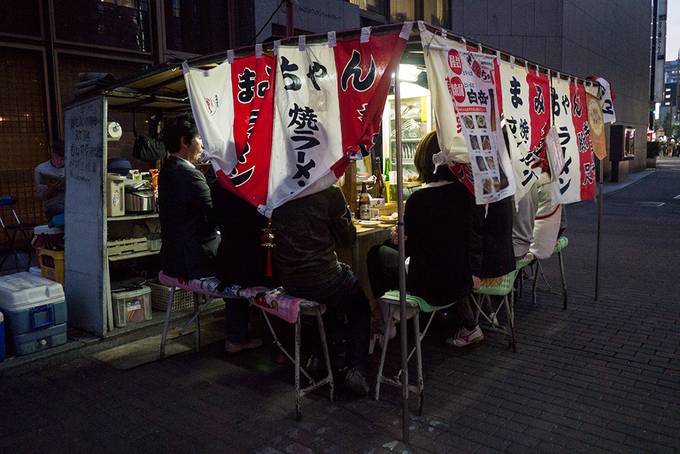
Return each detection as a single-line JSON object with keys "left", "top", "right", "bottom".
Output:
{"left": 381, "top": 290, "right": 455, "bottom": 313}
{"left": 554, "top": 236, "right": 569, "bottom": 253}
{"left": 477, "top": 270, "right": 518, "bottom": 296}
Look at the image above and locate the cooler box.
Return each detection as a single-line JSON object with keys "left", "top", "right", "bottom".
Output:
{"left": 112, "top": 286, "right": 152, "bottom": 328}
{"left": 0, "top": 312, "right": 5, "bottom": 362}
{"left": 0, "top": 272, "right": 67, "bottom": 356}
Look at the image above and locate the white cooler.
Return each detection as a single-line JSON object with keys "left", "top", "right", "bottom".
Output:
{"left": 0, "top": 272, "right": 67, "bottom": 356}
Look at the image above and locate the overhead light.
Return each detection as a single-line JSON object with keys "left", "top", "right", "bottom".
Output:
{"left": 398, "top": 64, "right": 421, "bottom": 82}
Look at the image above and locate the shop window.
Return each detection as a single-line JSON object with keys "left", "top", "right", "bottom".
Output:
{"left": 349, "top": 0, "right": 385, "bottom": 15}
{"left": 423, "top": 0, "right": 449, "bottom": 28}
{"left": 164, "top": 0, "right": 229, "bottom": 54}
{"left": 54, "top": 0, "right": 151, "bottom": 52}
{"left": 624, "top": 128, "right": 635, "bottom": 158}
{"left": 0, "top": 49, "right": 49, "bottom": 224}
{"left": 390, "top": 0, "right": 415, "bottom": 22}
{"left": 0, "top": 0, "right": 41, "bottom": 37}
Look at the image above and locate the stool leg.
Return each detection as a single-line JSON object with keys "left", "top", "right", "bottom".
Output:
{"left": 531, "top": 262, "right": 539, "bottom": 305}
{"left": 160, "top": 287, "right": 175, "bottom": 359}
{"left": 315, "top": 309, "right": 334, "bottom": 402}
{"left": 193, "top": 293, "right": 201, "bottom": 353}
{"left": 505, "top": 294, "right": 517, "bottom": 353}
{"left": 412, "top": 311, "right": 424, "bottom": 416}
{"left": 374, "top": 304, "right": 394, "bottom": 401}
{"left": 295, "top": 314, "right": 302, "bottom": 421}
{"left": 559, "top": 251, "right": 568, "bottom": 310}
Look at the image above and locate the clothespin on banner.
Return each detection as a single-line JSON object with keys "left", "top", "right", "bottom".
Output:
{"left": 477, "top": 43, "right": 482, "bottom": 53}
{"left": 360, "top": 26, "right": 371, "bottom": 43}
{"left": 510, "top": 55, "right": 516, "bottom": 70}
{"left": 524, "top": 60, "right": 530, "bottom": 73}
{"left": 439, "top": 26, "right": 446, "bottom": 38}
{"left": 399, "top": 21, "right": 413, "bottom": 40}
{"left": 461, "top": 37, "right": 467, "bottom": 49}
{"left": 255, "top": 43, "right": 263, "bottom": 59}
{"left": 227, "top": 49, "right": 234, "bottom": 64}
{"left": 273, "top": 40, "right": 281, "bottom": 56}
{"left": 496, "top": 50, "right": 501, "bottom": 62}
{"left": 298, "top": 35, "right": 306, "bottom": 51}
{"left": 327, "top": 31, "right": 336, "bottom": 48}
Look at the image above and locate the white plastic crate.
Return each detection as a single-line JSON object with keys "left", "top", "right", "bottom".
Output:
{"left": 147, "top": 281, "right": 194, "bottom": 312}
{"left": 111, "top": 286, "right": 152, "bottom": 328}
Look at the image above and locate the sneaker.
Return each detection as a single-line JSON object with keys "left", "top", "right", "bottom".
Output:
{"left": 445, "top": 326, "right": 484, "bottom": 347}
{"left": 225, "top": 337, "right": 263, "bottom": 354}
{"left": 345, "top": 367, "right": 370, "bottom": 396}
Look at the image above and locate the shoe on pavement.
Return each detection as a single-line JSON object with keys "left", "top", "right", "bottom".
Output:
{"left": 445, "top": 326, "right": 484, "bottom": 347}
{"left": 345, "top": 368, "right": 370, "bottom": 396}
{"left": 225, "top": 337, "right": 263, "bottom": 354}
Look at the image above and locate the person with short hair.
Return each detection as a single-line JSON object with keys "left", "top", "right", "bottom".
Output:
{"left": 34, "top": 141, "right": 65, "bottom": 220}
{"left": 158, "top": 114, "right": 218, "bottom": 280}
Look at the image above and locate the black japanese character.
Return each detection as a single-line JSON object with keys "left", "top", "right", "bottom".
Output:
{"left": 583, "top": 122, "right": 591, "bottom": 137}
{"left": 291, "top": 135, "right": 320, "bottom": 150}
{"left": 558, "top": 126, "right": 570, "bottom": 156}
{"left": 341, "top": 50, "right": 376, "bottom": 92}
{"left": 583, "top": 162, "right": 594, "bottom": 185}
{"left": 281, "top": 56, "right": 301, "bottom": 91}
{"left": 603, "top": 99, "right": 614, "bottom": 115}
{"left": 561, "top": 95, "right": 570, "bottom": 114}
{"left": 306, "top": 61, "right": 328, "bottom": 91}
{"left": 506, "top": 117, "right": 517, "bottom": 135}
{"left": 551, "top": 87, "right": 560, "bottom": 117}
{"left": 577, "top": 131, "right": 587, "bottom": 152}
{"left": 521, "top": 168, "right": 537, "bottom": 187}
{"left": 533, "top": 84, "right": 545, "bottom": 114}
{"left": 238, "top": 67, "right": 256, "bottom": 103}
{"left": 510, "top": 76, "right": 523, "bottom": 108}
{"left": 477, "top": 90, "right": 489, "bottom": 105}
{"left": 288, "top": 103, "right": 319, "bottom": 131}
{"left": 519, "top": 118, "right": 529, "bottom": 142}
{"left": 293, "top": 160, "right": 316, "bottom": 186}
{"left": 467, "top": 89, "right": 478, "bottom": 104}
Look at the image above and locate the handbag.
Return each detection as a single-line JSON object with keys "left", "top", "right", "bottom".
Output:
{"left": 132, "top": 112, "right": 167, "bottom": 162}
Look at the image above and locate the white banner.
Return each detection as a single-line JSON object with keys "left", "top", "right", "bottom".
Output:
{"left": 592, "top": 76, "right": 616, "bottom": 124}
{"left": 451, "top": 51, "right": 515, "bottom": 204}
{"left": 267, "top": 43, "right": 343, "bottom": 215}
{"left": 419, "top": 25, "right": 468, "bottom": 163}
{"left": 498, "top": 60, "right": 540, "bottom": 203}
{"left": 183, "top": 61, "right": 238, "bottom": 174}
{"left": 551, "top": 76, "right": 581, "bottom": 204}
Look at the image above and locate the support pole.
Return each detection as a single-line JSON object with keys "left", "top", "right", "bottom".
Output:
{"left": 594, "top": 157, "right": 604, "bottom": 301}
{"left": 394, "top": 66, "right": 410, "bottom": 444}
{"left": 286, "top": 0, "right": 294, "bottom": 36}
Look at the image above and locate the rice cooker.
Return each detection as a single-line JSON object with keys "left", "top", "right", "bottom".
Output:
{"left": 124, "top": 181, "right": 156, "bottom": 213}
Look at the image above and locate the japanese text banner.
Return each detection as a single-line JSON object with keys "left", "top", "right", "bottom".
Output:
{"left": 183, "top": 61, "right": 238, "bottom": 175}
{"left": 218, "top": 55, "right": 276, "bottom": 208}
{"left": 498, "top": 60, "right": 542, "bottom": 202}
{"left": 450, "top": 50, "right": 516, "bottom": 204}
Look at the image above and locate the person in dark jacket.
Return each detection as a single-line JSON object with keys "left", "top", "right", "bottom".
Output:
{"left": 271, "top": 186, "right": 371, "bottom": 396}
{"left": 158, "top": 115, "right": 219, "bottom": 280}
{"left": 367, "top": 131, "right": 484, "bottom": 347}
{"left": 210, "top": 178, "right": 274, "bottom": 353}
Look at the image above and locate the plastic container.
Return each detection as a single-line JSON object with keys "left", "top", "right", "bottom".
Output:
{"left": 39, "top": 249, "right": 65, "bottom": 285}
{"left": 148, "top": 281, "right": 193, "bottom": 312}
{"left": 0, "top": 272, "right": 67, "bottom": 356}
{"left": 112, "top": 286, "right": 152, "bottom": 328}
{"left": 107, "top": 158, "right": 132, "bottom": 176}
{"left": 32, "top": 224, "right": 65, "bottom": 251}
{"left": 0, "top": 312, "right": 5, "bottom": 362}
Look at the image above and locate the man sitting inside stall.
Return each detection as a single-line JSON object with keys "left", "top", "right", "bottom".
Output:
{"left": 158, "top": 115, "right": 262, "bottom": 354}
{"left": 34, "top": 140, "right": 65, "bottom": 221}
{"left": 271, "top": 185, "right": 371, "bottom": 396}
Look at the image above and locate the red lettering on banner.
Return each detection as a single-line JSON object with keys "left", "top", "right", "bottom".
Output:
{"left": 218, "top": 55, "right": 276, "bottom": 207}
{"left": 449, "top": 76, "right": 466, "bottom": 103}
{"left": 333, "top": 33, "right": 407, "bottom": 177}
{"left": 569, "top": 81, "right": 596, "bottom": 201}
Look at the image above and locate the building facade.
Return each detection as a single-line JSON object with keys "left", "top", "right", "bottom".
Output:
{"left": 447, "top": 0, "right": 653, "bottom": 179}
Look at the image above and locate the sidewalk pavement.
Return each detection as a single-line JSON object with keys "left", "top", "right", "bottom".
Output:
{"left": 2, "top": 163, "right": 680, "bottom": 453}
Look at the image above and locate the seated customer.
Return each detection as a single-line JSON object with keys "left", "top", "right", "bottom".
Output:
{"left": 158, "top": 115, "right": 218, "bottom": 280}
{"left": 367, "top": 131, "right": 484, "bottom": 347}
{"left": 271, "top": 185, "right": 371, "bottom": 395}
{"left": 210, "top": 178, "right": 271, "bottom": 354}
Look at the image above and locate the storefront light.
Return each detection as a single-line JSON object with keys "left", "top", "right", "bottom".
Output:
{"left": 398, "top": 64, "right": 421, "bottom": 82}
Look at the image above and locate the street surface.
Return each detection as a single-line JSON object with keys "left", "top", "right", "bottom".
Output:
{"left": 1, "top": 160, "right": 680, "bottom": 453}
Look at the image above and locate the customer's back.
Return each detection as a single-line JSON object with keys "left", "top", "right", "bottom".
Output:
{"left": 271, "top": 186, "right": 355, "bottom": 290}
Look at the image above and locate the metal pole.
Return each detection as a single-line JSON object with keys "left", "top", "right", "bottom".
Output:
{"left": 394, "top": 66, "right": 410, "bottom": 444}
{"left": 286, "top": 0, "right": 293, "bottom": 36}
{"left": 594, "top": 157, "right": 604, "bottom": 301}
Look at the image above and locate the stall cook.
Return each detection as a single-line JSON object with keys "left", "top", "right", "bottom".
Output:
{"left": 34, "top": 140, "right": 65, "bottom": 220}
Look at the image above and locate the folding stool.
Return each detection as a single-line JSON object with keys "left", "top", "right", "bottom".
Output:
{"left": 470, "top": 270, "right": 518, "bottom": 352}
{"left": 530, "top": 236, "right": 569, "bottom": 309}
